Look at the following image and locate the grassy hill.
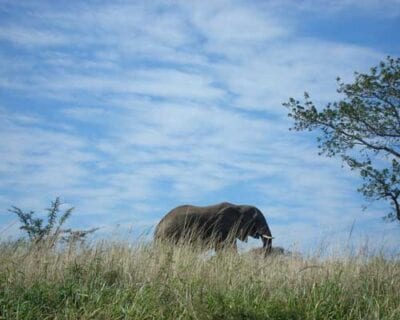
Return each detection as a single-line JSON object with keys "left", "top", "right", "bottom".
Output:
{"left": 0, "top": 241, "right": 399, "bottom": 319}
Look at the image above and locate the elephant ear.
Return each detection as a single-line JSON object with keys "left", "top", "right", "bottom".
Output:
{"left": 215, "top": 206, "right": 246, "bottom": 240}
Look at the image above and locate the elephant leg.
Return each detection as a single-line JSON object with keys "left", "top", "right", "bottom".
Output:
{"left": 231, "top": 241, "right": 238, "bottom": 252}
{"left": 214, "top": 237, "right": 237, "bottom": 253}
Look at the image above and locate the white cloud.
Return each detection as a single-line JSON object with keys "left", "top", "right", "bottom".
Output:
{"left": 213, "top": 40, "right": 381, "bottom": 111}
{"left": 3, "top": 69, "right": 225, "bottom": 103}
{"left": 0, "top": 0, "right": 398, "bottom": 251}
{"left": 0, "top": 26, "right": 68, "bottom": 47}
{"left": 190, "top": 3, "right": 290, "bottom": 44}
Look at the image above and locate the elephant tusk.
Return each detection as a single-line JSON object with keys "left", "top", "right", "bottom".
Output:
{"left": 261, "top": 235, "right": 274, "bottom": 240}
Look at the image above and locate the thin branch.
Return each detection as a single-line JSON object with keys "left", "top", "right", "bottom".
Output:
{"left": 314, "top": 118, "right": 400, "bottom": 159}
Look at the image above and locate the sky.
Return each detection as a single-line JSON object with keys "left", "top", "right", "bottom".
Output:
{"left": 0, "top": 0, "right": 399, "bottom": 253}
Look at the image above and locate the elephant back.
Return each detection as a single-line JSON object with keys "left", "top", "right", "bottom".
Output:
{"left": 154, "top": 202, "right": 235, "bottom": 242}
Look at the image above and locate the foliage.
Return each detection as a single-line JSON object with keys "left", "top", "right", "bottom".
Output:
{"left": 60, "top": 227, "right": 99, "bottom": 244}
{"left": 0, "top": 241, "right": 399, "bottom": 319}
{"left": 8, "top": 197, "right": 98, "bottom": 247}
{"left": 284, "top": 56, "right": 400, "bottom": 221}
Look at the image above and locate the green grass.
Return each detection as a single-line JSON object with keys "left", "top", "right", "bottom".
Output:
{"left": 0, "top": 241, "right": 399, "bottom": 319}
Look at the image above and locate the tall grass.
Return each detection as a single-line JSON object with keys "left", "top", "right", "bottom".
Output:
{"left": 0, "top": 240, "right": 399, "bottom": 319}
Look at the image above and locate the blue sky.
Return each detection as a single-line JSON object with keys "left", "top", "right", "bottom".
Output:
{"left": 1, "top": 0, "right": 399, "bottom": 253}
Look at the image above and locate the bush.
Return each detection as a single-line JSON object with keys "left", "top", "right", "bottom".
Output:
{"left": 8, "top": 197, "right": 98, "bottom": 247}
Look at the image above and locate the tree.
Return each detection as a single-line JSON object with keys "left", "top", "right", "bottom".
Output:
{"left": 283, "top": 56, "right": 400, "bottom": 221}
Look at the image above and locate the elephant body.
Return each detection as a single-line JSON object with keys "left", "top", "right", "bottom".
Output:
{"left": 154, "top": 202, "right": 272, "bottom": 251}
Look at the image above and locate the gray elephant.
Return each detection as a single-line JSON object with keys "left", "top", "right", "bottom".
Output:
{"left": 154, "top": 202, "right": 273, "bottom": 252}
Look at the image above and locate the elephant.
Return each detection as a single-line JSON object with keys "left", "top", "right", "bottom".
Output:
{"left": 154, "top": 202, "right": 273, "bottom": 252}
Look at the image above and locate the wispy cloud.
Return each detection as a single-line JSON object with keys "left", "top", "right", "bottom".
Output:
{"left": 0, "top": 0, "right": 398, "bottom": 251}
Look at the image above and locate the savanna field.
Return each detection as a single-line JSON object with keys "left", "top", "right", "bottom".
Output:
{"left": 1, "top": 0, "right": 400, "bottom": 319}
{"left": 1, "top": 240, "right": 399, "bottom": 320}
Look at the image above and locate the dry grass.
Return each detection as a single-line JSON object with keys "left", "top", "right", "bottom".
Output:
{"left": 0, "top": 240, "right": 399, "bottom": 319}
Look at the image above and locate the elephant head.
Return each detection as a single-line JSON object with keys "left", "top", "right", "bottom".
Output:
{"left": 154, "top": 202, "right": 273, "bottom": 252}
{"left": 232, "top": 205, "right": 273, "bottom": 250}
